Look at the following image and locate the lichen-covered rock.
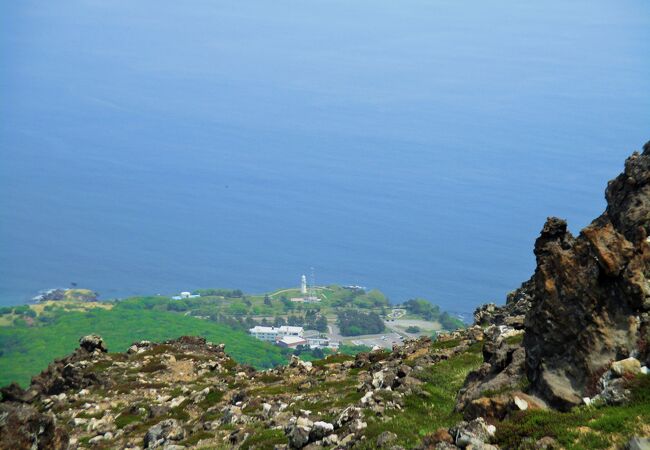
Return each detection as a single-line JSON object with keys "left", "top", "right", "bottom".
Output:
{"left": 473, "top": 279, "right": 534, "bottom": 329}
{"left": 79, "top": 334, "right": 108, "bottom": 353}
{"left": 456, "top": 334, "right": 526, "bottom": 412}
{"left": 144, "top": 419, "right": 185, "bottom": 449}
{"left": 0, "top": 402, "right": 68, "bottom": 450}
{"left": 611, "top": 357, "right": 642, "bottom": 378}
{"left": 449, "top": 417, "right": 497, "bottom": 449}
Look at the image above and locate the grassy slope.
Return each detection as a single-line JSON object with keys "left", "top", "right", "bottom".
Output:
{"left": 357, "top": 341, "right": 484, "bottom": 448}
{"left": 0, "top": 304, "right": 286, "bottom": 387}
{"left": 495, "top": 375, "right": 650, "bottom": 449}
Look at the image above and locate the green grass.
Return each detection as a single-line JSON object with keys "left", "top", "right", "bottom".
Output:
{"left": 0, "top": 303, "right": 287, "bottom": 387}
{"left": 115, "top": 412, "right": 141, "bottom": 429}
{"left": 240, "top": 428, "right": 287, "bottom": 450}
{"left": 494, "top": 376, "right": 650, "bottom": 449}
{"left": 356, "top": 342, "right": 484, "bottom": 449}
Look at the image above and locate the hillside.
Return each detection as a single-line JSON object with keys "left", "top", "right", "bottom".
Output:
{"left": 0, "top": 285, "right": 462, "bottom": 387}
{"left": 0, "top": 302, "right": 286, "bottom": 387}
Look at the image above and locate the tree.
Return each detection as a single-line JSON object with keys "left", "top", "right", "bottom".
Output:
{"left": 287, "top": 315, "right": 303, "bottom": 326}
{"left": 315, "top": 315, "right": 328, "bottom": 333}
{"left": 336, "top": 310, "right": 385, "bottom": 336}
{"left": 281, "top": 296, "right": 294, "bottom": 312}
{"left": 273, "top": 316, "right": 286, "bottom": 327}
{"left": 440, "top": 312, "right": 464, "bottom": 330}
{"left": 264, "top": 295, "right": 272, "bottom": 306}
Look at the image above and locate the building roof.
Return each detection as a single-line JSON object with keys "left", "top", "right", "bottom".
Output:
{"left": 249, "top": 325, "right": 304, "bottom": 334}
{"left": 278, "top": 336, "right": 307, "bottom": 345}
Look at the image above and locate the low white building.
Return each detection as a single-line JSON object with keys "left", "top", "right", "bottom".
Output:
{"left": 172, "top": 291, "right": 200, "bottom": 300}
{"left": 306, "top": 336, "right": 330, "bottom": 348}
{"left": 277, "top": 335, "right": 308, "bottom": 348}
{"left": 249, "top": 325, "right": 304, "bottom": 343}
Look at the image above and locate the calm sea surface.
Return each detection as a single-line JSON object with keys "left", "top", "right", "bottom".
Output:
{"left": 1, "top": 1, "right": 649, "bottom": 313}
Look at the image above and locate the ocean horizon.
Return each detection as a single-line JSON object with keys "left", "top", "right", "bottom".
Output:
{"left": 1, "top": 0, "right": 649, "bottom": 312}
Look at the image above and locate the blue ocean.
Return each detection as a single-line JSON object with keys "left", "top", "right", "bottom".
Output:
{"left": 1, "top": 0, "right": 649, "bottom": 314}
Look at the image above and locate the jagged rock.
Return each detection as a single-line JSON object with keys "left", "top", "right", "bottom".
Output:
{"left": 0, "top": 383, "right": 38, "bottom": 403}
{"left": 335, "top": 406, "right": 362, "bottom": 429}
{"left": 310, "top": 421, "right": 334, "bottom": 441}
{"left": 473, "top": 279, "right": 534, "bottom": 329}
{"left": 0, "top": 402, "right": 69, "bottom": 450}
{"left": 349, "top": 418, "right": 368, "bottom": 433}
{"left": 322, "top": 434, "right": 339, "bottom": 446}
{"left": 456, "top": 143, "right": 650, "bottom": 413}
{"left": 627, "top": 436, "right": 650, "bottom": 450}
{"left": 611, "top": 357, "right": 642, "bottom": 377}
{"left": 289, "top": 355, "right": 313, "bottom": 373}
{"left": 535, "top": 436, "right": 561, "bottom": 449}
{"left": 456, "top": 337, "right": 526, "bottom": 412}
{"left": 143, "top": 419, "right": 185, "bottom": 449}
{"left": 79, "top": 334, "right": 108, "bottom": 353}
{"left": 523, "top": 144, "right": 650, "bottom": 410}
{"left": 598, "top": 378, "right": 632, "bottom": 405}
{"left": 449, "top": 417, "right": 496, "bottom": 449}
{"left": 463, "top": 392, "right": 543, "bottom": 421}
{"left": 377, "top": 431, "right": 398, "bottom": 447}
{"left": 148, "top": 405, "right": 171, "bottom": 418}
{"left": 286, "top": 416, "right": 314, "bottom": 449}
{"left": 397, "top": 364, "right": 412, "bottom": 378}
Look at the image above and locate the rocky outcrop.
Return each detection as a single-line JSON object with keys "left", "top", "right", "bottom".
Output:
{"left": 459, "top": 142, "right": 650, "bottom": 413}
{"left": 525, "top": 144, "right": 650, "bottom": 410}
{"left": 473, "top": 279, "right": 534, "bottom": 329}
{"left": 1, "top": 335, "right": 111, "bottom": 404}
{"left": 0, "top": 328, "right": 490, "bottom": 450}
{"left": 0, "top": 403, "right": 68, "bottom": 450}
{"left": 456, "top": 326, "right": 526, "bottom": 413}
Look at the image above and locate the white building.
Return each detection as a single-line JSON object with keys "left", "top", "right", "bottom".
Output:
{"left": 301, "top": 275, "right": 307, "bottom": 295}
{"left": 249, "top": 325, "right": 304, "bottom": 343}
{"left": 172, "top": 291, "right": 200, "bottom": 300}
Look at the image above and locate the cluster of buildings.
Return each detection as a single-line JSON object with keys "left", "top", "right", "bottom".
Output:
{"left": 171, "top": 291, "right": 200, "bottom": 300}
{"left": 248, "top": 325, "right": 335, "bottom": 349}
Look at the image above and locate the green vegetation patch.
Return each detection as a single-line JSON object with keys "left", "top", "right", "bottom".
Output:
{"left": 494, "top": 376, "right": 650, "bottom": 449}
{"left": 336, "top": 310, "right": 385, "bottom": 336}
{"left": 0, "top": 302, "right": 286, "bottom": 387}
{"left": 356, "top": 342, "right": 484, "bottom": 449}
{"left": 240, "top": 428, "right": 287, "bottom": 450}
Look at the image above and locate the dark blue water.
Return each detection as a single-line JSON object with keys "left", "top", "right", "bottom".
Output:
{"left": 1, "top": 1, "right": 649, "bottom": 312}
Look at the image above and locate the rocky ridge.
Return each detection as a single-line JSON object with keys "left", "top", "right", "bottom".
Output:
{"left": 461, "top": 141, "right": 650, "bottom": 415}
{"left": 0, "top": 331, "right": 494, "bottom": 450}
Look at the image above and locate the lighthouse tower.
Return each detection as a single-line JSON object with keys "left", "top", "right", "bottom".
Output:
{"left": 300, "top": 275, "right": 307, "bottom": 295}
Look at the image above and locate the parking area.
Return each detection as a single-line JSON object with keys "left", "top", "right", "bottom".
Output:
{"left": 349, "top": 331, "right": 403, "bottom": 349}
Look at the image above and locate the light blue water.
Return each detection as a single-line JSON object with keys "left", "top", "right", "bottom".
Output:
{"left": 1, "top": 1, "right": 649, "bottom": 312}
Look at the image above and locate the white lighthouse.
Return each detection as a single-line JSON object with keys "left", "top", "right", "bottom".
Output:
{"left": 300, "top": 275, "right": 307, "bottom": 295}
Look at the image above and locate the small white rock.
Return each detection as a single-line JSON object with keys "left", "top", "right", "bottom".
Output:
{"left": 513, "top": 396, "right": 528, "bottom": 411}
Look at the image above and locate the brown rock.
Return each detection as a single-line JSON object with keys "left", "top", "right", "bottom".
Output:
{"left": 524, "top": 142, "right": 650, "bottom": 410}
{"left": 0, "top": 402, "right": 68, "bottom": 450}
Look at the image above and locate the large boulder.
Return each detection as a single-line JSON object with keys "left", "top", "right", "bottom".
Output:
{"left": 525, "top": 142, "right": 650, "bottom": 410}
{"left": 79, "top": 334, "right": 108, "bottom": 353}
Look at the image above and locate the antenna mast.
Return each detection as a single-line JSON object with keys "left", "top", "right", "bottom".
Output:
{"left": 309, "top": 267, "right": 316, "bottom": 301}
